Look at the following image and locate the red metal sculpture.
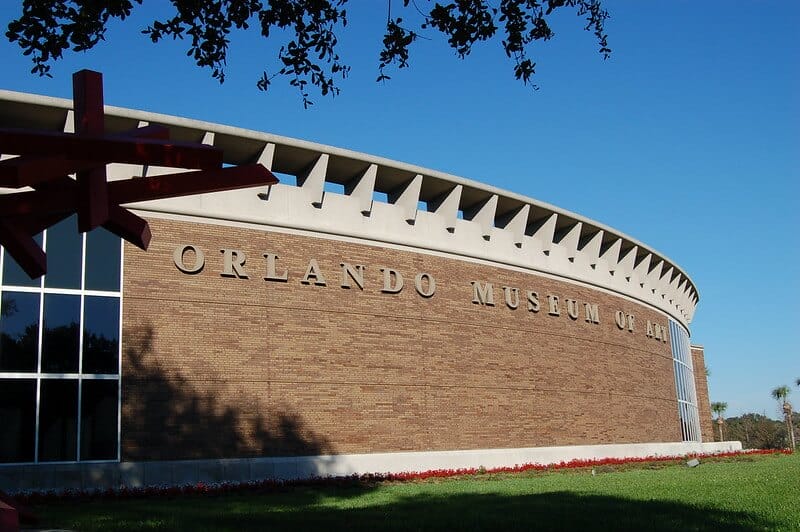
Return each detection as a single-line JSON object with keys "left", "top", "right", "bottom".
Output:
{"left": 0, "top": 70, "right": 278, "bottom": 278}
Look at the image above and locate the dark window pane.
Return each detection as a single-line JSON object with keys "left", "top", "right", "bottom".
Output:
{"left": 44, "top": 216, "right": 82, "bottom": 289}
{"left": 85, "top": 228, "right": 121, "bottom": 291}
{"left": 0, "top": 292, "right": 40, "bottom": 372}
{"left": 83, "top": 297, "right": 120, "bottom": 374}
{"left": 41, "top": 294, "right": 80, "bottom": 373}
{"left": 0, "top": 379, "right": 36, "bottom": 463}
{"left": 38, "top": 379, "right": 78, "bottom": 462}
{"left": 80, "top": 380, "right": 118, "bottom": 460}
{"left": 2, "top": 234, "right": 43, "bottom": 287}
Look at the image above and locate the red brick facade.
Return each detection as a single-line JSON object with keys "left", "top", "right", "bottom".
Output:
{"left": 691, "top": 346, "right": 714, "bottom": 442}
{"left": 121, "top": 217, "right": 687, "bottom": 461}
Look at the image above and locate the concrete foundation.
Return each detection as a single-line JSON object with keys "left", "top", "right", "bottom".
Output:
{"left": 2, "top": 441, "right": 742, "bottom": 494}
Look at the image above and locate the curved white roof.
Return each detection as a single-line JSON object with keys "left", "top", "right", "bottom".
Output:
{"left": 0, "top": 89, "right": 699, "bottom": 326}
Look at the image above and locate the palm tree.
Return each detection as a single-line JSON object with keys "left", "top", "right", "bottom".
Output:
{"left": 771, "top": 386, "right": 796, "bottom": 449}
{"left": 710, "top": 401, "right": 727, "bottom": 441}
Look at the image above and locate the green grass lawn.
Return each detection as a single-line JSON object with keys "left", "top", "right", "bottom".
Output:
{"left": 28, "top": 452, "right": 800, "bottom": 531}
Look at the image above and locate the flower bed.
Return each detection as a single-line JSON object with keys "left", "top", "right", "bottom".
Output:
{"left": 13, "top": 448, "right": 791, "bottom": 505}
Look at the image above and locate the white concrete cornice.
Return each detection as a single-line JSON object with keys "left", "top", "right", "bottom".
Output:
{"left": 0, "top": 90, "right": 700, "bottom": 327}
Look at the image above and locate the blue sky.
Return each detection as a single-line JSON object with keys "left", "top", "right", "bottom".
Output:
{"left": 0, "top": 1, "right": 797, "bottom": 419}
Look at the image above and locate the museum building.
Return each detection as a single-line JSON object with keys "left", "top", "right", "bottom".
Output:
{"left": 0, "top": 90, "right": 734, "bottom": 491}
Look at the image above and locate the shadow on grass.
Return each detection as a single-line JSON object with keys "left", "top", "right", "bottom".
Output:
{"left": 35, "top": 488, "right": 779, "bottom": 531}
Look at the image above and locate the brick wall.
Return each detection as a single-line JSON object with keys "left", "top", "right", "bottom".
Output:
{"left": 121, "top": 217, "right": 683, "bottom": 461}
{"left": 691, "top": 346, "right": 715, "bottom": 442}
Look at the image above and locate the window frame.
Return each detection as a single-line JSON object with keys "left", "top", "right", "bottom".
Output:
{"left": 0, "top": 222, "right": 123, "bottom": 465}
{"left": 669, "top": 320, "right": 701, "bottom": 442}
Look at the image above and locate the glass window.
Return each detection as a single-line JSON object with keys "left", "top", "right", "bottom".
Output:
{"left": 83, "top": 297, "right": 120, "bottom": 374}
{"left": 38, "top": 379, "right": 78, "bottom": 462}
{"left": 2, "top": 234, "right": 43, "bottom": 287}
{"left": 44, "top": 216, "right": 82, "bottom": 290}
{"left": 1, "top": 221, "right": 121, "bottom": 464}
{"left": 0, "top": 379, "right": 36, "bottom": 463}
{"left": 680, "top": 404, "right": 688, "bottom": 440}
{"left": 80, "top": 380, "right": 118, "bottom": 460}
{"left": 41, "top": 294, "right": 81, "bottom": 373}
{"left": 670, "top": 319, "right": 701, "bottom": 442}
{"left": 85, "top": 228, "right": 121, "bottom": 291}
{"left": 0, "top": 292, "right": 40, "bottom": 372}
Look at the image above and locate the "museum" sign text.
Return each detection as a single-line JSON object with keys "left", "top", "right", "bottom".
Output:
{"left": 173, "top": 244, "right": 670, "bottom": 343}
